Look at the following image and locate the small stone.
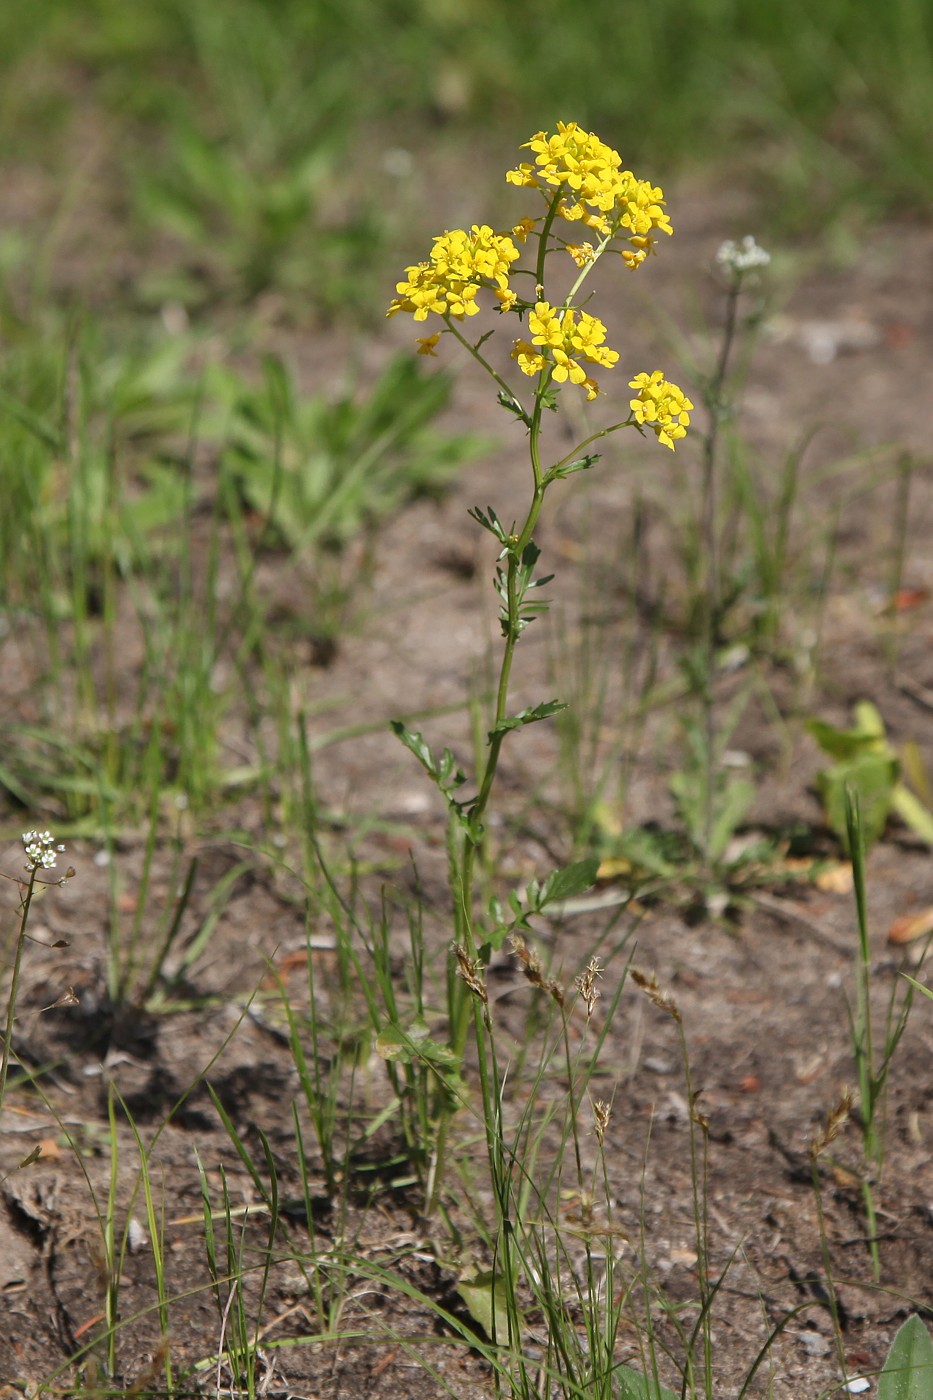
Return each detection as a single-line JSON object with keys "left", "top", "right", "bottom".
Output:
{"left": 798, "top": 1331, "right": 830, "bottom": 1357}
{"left": 644, "top": 1056, "right": 673, "bottom": 1075}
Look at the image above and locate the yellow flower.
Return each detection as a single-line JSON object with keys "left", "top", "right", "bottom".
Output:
{"left": 568, "top": 310, "right": 619, "bottom": 368}
{"left": 528, "top": 301, "right": 567, "bottom": 350}
{"left": 565, "top": 242, "right": 596, "bottom": 268}
{"left": 387, "top": 224, "right": 520, "bottom": 321}
{"left": 551, "top": 347, "right": 589, "bottom": 387}
{"left": 506, "top": 122, "right": 673, "bottom": 262}
{"left": 416, "top": 334, "right": 441, "bottom": 356}
{"left": 620, "top": 179, "right": 672, "bottom": 239}
{"left": 511, "top": 341, "right": 547, "bottom": 377}
{"left": 619, "top": 235, "right": 655, "bottom": 270}
{"left": 512, "top": 302, "right": 618, "bottom": 397}
{"left": 511, "top": 217, "right": 538, "bottom": 243}
{"left": 628, "top": 371, "right": 694, "bottom": 449}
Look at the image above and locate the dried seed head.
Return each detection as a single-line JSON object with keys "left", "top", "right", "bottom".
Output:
{"left": 809, "top": 1087, "right": 853, "bottom": 1160}
{"left": 510, "top": 931, "right": 541, "bottom": 977}
{"left": 631, "top": 967, "right": 681, "bottom": 1022}
{"left": 593, "top": 1098, "right": 612, "bottom": 1146}
{"left": 575, "top": 957, "right": 603, "bottom": 1020}
{"left": 41, "top": 987, "right": 79, "bottom": 1013}
{"left": 509, "top": 933, "right": 565, "bottom": 1006}
{"left": 454, "top": 943, "right": 491, "bottom": 1028}
{"left": 454, "top": 944, "right": 488, "bottom": 1004}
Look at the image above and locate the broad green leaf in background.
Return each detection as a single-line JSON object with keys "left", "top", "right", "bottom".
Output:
{"left": 217, "top": 353, "right": 487, "bottom": 553}
{"left": 878, "top": 1315, "right": 933, "bottom": 1400}
{"left": 807, "top": 702, "right": 933, "bottom": 853}
{"left": 455, "top": 1265, "right": 520, "bottom": 1345}
{"left": 815, "top": 750, "right": 899, "bottom": 853}
{"left": 615, "top": 1365, "right": 680, "bottom": 1400}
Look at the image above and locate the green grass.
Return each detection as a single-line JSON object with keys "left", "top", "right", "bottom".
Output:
{"left": 1, "top": 0, "right": 932, "bottom": 309}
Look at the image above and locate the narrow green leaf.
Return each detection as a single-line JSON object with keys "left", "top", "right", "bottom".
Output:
{"left": 901, "top": 974, "right": 933, "bottom": 1001}
{"left": 547, "top": 452, "right": 600, "bottom": 480}
{"left": 390, "top": 721, "right": 437, "bottom": 775}
{"left": 488, "top": 699, "right": 567, "bottom": 739}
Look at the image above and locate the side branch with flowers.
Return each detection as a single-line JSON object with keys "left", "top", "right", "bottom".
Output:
{"left": 386, "top": 122, "right": 693, "bottom": 1213}
{"left": 1, "top": 831, "right": 74, "bottom": 1113}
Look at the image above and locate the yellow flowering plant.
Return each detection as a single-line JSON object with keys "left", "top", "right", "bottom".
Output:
{"left": 386, "top": 122, "right": 693, "bottom": 1214}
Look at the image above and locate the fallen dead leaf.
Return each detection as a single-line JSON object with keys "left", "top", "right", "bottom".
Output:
{"left": 725, "top": 988, "right": 772, "bottom": 1005}
{"left": 274, "top": 949, "right": 309, "bottom": 974}
{"left": 668, "top": 1247, "right": 698, "bottom": 1266}
{"left": 889, "top": 587, "right": 930, "bottom": 613}
{"left": 815, "top": 863, "right": 854, "bottom": 895}
{"left": 888, "top": 905, "right": 933, "bottom": 945}
{"left": 795, "top": 1052, "right": 828, "bottom": 1085}
{"left": 372, "top": 1347, "right": 400, "bottom": 1378}
{"left": 846, "top": 1350, "right": 874, "bottom": 1369}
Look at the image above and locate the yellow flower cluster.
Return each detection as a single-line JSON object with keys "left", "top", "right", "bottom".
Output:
{"left": 506, "top": 120, "right": 672, "bottom": 264}
{"left": 387, "top": 224, "right": 519, "bottom": 322}
{"left": 628, "top": 372, "right": 694, "bottom": 450}
{"left": 386, "top": 123, "right": 692, "bottom": 436}
{"left": 512, "top": 302, "right": 619, "bottom": 400}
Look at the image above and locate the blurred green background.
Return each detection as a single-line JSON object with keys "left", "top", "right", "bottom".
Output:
{"left": 2, "top": 0, "right": 931, "bottom": 322}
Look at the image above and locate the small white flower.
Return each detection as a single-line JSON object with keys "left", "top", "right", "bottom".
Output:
{"left": 716, "top": 234, "right": 771, "bottom": 274}
{"left": 22, "top": 829, "right": 65, "bottom": 872}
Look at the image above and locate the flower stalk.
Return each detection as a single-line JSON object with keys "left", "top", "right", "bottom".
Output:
{"left": 1, "top": 831, "right": 72, "bottom": 1113}
{"left": 388, "top": 121, "right": 694, "bottom": 1214}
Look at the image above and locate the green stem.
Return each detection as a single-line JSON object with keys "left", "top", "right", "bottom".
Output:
{"left": 429, "top": 338, "right": 553, "bottom": 1214}
{"left": 0, "top": 867, "right": 39, "bottom": 1113}
{"left": 444, "top": 320, "right": 527, "bottom": 413}
{"left": 428, "top": 196, "right": 631, "bottom": 1215}
{"left": 547, "top": 417, "right": 632, "bottom": 479}
{"left": 698, "top": 275, "right": 741, "bottom": 874}
{"left": 861, "top": 1175, "right": 881, "bottom": 1283}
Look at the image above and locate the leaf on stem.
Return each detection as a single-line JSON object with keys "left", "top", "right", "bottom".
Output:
{"left": 488, "top": 699, "right": 567, "bottom": 740}
{"left": 467, "top": 504, "right": 510, "bottom": 542}
{"left": 389, "top": 722, "right": 466, "bottom": 794}
{"left": 545, "top": 452, "right": 600, "bottom": 481}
